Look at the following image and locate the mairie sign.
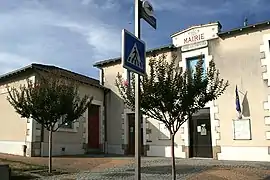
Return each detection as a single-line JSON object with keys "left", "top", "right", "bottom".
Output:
{"left": 122, "top": 29, "right": 146, "bottom": 75}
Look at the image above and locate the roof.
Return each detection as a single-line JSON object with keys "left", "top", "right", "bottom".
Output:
{"left": 218, "top": 20, "right": 270, "bottom": 37}
{"left": 0, "top": 63, "right": 107, "bottom": 90}
{"left": 93, "top": 44, "right": 176, "bottom": 68}
{"left": 93, "top": 19, "right": 270, "bottom": 68}
{"left": 171, "top": 21, "right": 222, "bottom": 38}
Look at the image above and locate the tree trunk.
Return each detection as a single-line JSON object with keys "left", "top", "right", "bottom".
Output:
{"left": 171, "top": 134, "right": 176, "bottom": 180}
{"left": 48, "top": 129, "right": 53, "bottom": 173}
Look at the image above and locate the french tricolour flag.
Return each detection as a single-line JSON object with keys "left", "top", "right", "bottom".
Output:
{"left": 235, "top": 85, "right": 241, "bottom": 113}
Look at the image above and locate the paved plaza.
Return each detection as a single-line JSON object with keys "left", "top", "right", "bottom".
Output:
{"left": 41, "top": 157, "right": 270, "bottom": 180}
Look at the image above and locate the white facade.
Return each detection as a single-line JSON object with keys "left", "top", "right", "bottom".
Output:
{"left": 1, "top": 20, "right": 270, "bottom": 161}
{"left": 0, "top": 67, "right": 105, "bottom": 157}
{"left": 98, "top": 20, "right": 270, "bottom": 162}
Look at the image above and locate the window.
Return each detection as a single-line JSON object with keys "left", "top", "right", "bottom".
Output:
{"left": 158, "top": 123, "right": 170, "bottom": 140}
{"left": 186, "top": 55, "right": 206, "bottom": 78}
{"left": 62, "top": 121, "right": 73, "bottom": 129}
{"left": 129, "top": 71, "right": 135, "bottom": 84}
{"left": 26, "top": 129, "right": 30, "bottom": 136}
{"left": 59, "top": 117, "right": 73, "bottom": 129}
{"left": 177, "top": 66, "right": 183, "bottom": 73}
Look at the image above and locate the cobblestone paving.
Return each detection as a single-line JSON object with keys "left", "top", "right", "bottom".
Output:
{"left": 41, "top": 157, "right": 270, "bottom": 180}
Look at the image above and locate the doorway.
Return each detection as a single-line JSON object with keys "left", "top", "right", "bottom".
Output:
{"left": 189, "top": 108, "right": 213, "bottom": 158}
{"left": 127, "top": 113, "right": 144, "bottom": 155}
{"left": 88, "top": 104, "right": 100, "bottom": 149}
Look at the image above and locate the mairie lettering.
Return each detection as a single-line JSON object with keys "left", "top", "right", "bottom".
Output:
{"left": 184, "top": 33, "right": 205, "bottom": 44}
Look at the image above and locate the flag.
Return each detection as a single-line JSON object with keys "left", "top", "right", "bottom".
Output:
{"left": 235, "top": 85, "right": 241, "bottom": 113}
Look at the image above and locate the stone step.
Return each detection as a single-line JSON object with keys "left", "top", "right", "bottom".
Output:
{"left": 85, "top": 148, "right": 104, "bottom": 154}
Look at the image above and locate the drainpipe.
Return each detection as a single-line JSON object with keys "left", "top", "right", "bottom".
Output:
{"left": 244, "top": 17, "right": 248, "bottom": 27}
{"left": 103, "top": 89, "right": 109, "bottom": 154}
{"left": 100, "top": 68, "right": 108, "bottom": 154}
{"left": 40, "top": 125, "right": 44, "bottom": 157}
{"left": 100, "top": 68, "right": 104, "bottom": 85}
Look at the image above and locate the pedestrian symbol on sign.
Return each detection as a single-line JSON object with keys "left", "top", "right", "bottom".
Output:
{"left": 127, "top": 43, "right": 142, "bottom": 69}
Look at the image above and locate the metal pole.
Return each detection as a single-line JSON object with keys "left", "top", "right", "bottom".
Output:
{"left": 134, "top": 0, "right": 141, "bottom": 180}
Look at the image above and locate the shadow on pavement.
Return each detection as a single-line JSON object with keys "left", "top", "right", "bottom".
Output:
{"left": 51, "top": 154, "right": 134, "bottom": 159}
{"left": 11, "top": 173, "right": 37, "bottom": 180}
{"left": 127, "top": 164, "right": 207, "bottom": 175}
{"left": 101, "top": 164, "right": 208, "bottom": 177}
{"left": 101, "top": 172, "right": 135, "bottom": 178}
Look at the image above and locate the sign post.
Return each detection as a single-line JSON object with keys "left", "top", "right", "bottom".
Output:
{"left": 122, "top": 1, "right": 156, "bottom": 179}
{"left": 134, "top": 1, "right": 141, "bottom": 180}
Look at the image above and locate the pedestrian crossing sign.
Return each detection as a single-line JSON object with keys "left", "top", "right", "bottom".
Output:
{"left": 122, "top": 29, "right": 146, "bottom": 76}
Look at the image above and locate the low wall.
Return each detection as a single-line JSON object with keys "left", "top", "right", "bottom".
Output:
{"left": 0, "top": 141, "right": 25, "bottom": 156}
{"left": 218, "top": 146, "right": 270, "bottom": 161}
{"left": 0, "top": 164, "right": 10, "bottom": 180}
{"left": 41, "top": 142, "right": 85, "bottom": 156}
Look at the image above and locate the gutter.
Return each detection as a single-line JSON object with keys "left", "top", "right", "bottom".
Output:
{"left": 93, "top": 44, "right": 176, "bottom": 68}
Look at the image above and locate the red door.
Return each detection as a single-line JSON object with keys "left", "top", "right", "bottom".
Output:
{"left": 88, "top": 105, "right": 100, "bottom": 149}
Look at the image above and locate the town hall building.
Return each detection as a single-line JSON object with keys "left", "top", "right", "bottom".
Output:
{"left": 94, "top": 20, "right": 270, "bottom": 162}
{"left": 0, "top": 20, "right": 270, "bottom": 162}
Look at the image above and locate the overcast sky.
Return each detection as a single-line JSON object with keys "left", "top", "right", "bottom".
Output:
{"left": 0, "top": 0, "right": 269, "bottom": 79}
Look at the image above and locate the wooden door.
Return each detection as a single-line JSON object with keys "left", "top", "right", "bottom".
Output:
{"left": 88, "top": 104, "right": 100, "bottom": 149}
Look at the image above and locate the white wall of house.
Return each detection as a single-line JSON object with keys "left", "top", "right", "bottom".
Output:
{"left": 171, "top": 22, "right": 270, "bottom": 161}
{"left": 0, "top": 75, "right": 35, "bottom": 156}
{"left": 101, "top": 22, "right": 270, "bottom": 162}
{"left": 0, "top": 68, "right": 105, "bottom": 157}
{"left": 142, "top": 23, "right": 220, "bottom": 158}
{"left": 212, "top": 29, "right": 270, "bottom": 162}
{"left": 40, "top": 84, "right": 105, "bottom": 157}
{"left": 102, "top": 63, "right": 125, "bottom": 155}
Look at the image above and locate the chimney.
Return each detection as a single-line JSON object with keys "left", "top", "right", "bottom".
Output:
{"left": 244, "top": 18, "right": 248, "bottom": 26}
